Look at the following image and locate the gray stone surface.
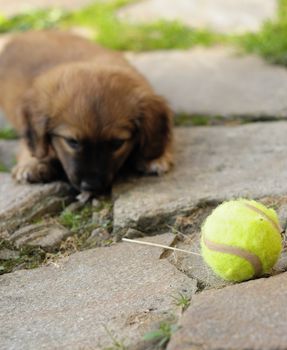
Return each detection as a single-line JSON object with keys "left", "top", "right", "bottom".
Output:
{"left": 126, "top": 47, "right": 287, "bottom": 118}
{"left": 0, "top": 248, "right": 19, "bottom": 260}
{"left": 9, "top": 223, "right": 71, "bottom": 250}
{"left": 0, "top": 174, "right": 72, "bottom": 234}
{"left": 113, "top": 123, "right": 287, "bottom": 235}
{"left": 0, "top": 0, "right": 94, "bottom": 16}
{"left": 0, "top": 234, "right": 196, "bottom": 350}
{"left": 118, "top": 0, "right": 277, "bottom": 34}
{"left": 0, "top": 140, "right": 18, "bottom": 171}
{"left": 167, "top": 233, "right": 232, "bottom": 290}
{"left": 167, "top": 272, "right": 287, "bottom": 350}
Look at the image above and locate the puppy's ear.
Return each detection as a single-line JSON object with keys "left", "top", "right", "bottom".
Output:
{"left": 137, "top": 94, "right": 173, "bottom": 160}
{"left": 21, "top": 89, "right": 50, "bottom": 159}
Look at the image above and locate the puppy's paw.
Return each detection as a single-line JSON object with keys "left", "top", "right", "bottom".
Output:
{"left": 12, "top": 159, "right": 54, "bottom": 184}
{"left": 143, "top": 154, "right": 173, "bottom": 175}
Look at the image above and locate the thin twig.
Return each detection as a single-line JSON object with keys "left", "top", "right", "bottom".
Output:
{"left": 122, "top": 238, "right": 201, "bottom": 256}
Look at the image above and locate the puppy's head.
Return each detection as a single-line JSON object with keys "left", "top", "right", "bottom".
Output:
{"left": 22, "top": 63, "right": 172, "bottom": 194}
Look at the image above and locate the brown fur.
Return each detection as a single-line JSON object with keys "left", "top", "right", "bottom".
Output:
{"left": 0, "top": 31, "right": 173, "bottom": 194}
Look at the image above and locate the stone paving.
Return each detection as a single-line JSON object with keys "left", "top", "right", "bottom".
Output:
{"left": 126, "top": 48, "right": 287, "bottom": 118}
{"left": 118, "top": 0, "right": 277, "bottom": 34}
{"left": 0, "top": 174, "right": 72, "bottom": 235}
{"left": 1, "top": 234, "right": 196, "bottom": 350}
{"left": 1, "top": 0, "right": 287, "bottom": 349}
{"left": 113, "top": 123, "right": 287, "bottom": 235}
{"left": 167, "top": 273, "right": 287, "bottom": 350}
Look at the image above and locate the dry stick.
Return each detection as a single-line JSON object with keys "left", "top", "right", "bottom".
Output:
{"left": 122, "top": 238, "right": 201, "bottom": 256}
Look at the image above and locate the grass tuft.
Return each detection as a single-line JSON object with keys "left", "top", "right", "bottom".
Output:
{"left": 0, "top": 127, "right": 18, "bottom": 140}
{"left": 59, "top": 201, "right": 113, "bottom": 250}
{"left": 234, "top": 0, "right": 287, "bottom": 66}
{"left": 143, "top": 322, "right": 178, "bottom": 349}
{"left": 0, "top": 162, "right": 9, "bottom": 172}
{"left": 171, "top": 292, "right": 191, "bottom": 312}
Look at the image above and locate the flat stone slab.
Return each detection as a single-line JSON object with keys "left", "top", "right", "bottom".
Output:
{"left": 126, "top": 47, "right": 287, "bottom": 118}
{"left": 0, "top": 174, "right": 72, "bottom": 234}
{"left": 9, "top": 223, "right": 71, "bottom": 250}
{"left": 118, "top": 0, "right": 276, "bottom": 34}
{"left": 167, "top": 272, "right": 287, "bottom": 350}
{"left": 113, "top": 123, "right": 287, "bottom": 235}
{"left": 0, "top": 234, "right": 196, "bottom": 350}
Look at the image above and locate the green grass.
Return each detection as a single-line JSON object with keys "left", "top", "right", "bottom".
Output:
{"left": 0, "top": 0, "right": 287, "bottom": 64}
{"left": 0, "top": 127, "right": 18, "bottom": 140}
{"left": 143, "top": 322, "right": 178, "bottom": 349}
{"left": 59, "top": 201, "right": 113, "bottom": 249}
{"left": 234, "top": 0, "right": 287, "bottom": 66}
{"left": 175, "top": 114, "right": 219, "bottom": 126}
{"left": 0, "top": 8, "right": 67, "bottom": 33}
{"left": 0, "top": 0, "right": 220, "bottom": 51}
{"left": 59, "top": 207, "right": 92, "bottom": 232}
{"left": 0, "top": 163, "right": 9, "bottom": 172}
{"left": 0, "top": 199, "right": 113, "bottom": 275}
{"left": 63, "top": 0, "right": 219, "bottom": 51}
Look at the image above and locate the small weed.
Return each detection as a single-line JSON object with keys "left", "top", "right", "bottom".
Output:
{"left": 59, "top": 209, "right": 84, "bottom": 232}
{"left": 143, "top": 322, "right": 178, "bottom": 349}
{"left": 171, "top": 292, "right": 190, "bottom": 312}
{"left": 103, "top": 324, "right": 127, "bottom": 350}
{"left": 0, "top": 127, "right": 18, "bottom": 140}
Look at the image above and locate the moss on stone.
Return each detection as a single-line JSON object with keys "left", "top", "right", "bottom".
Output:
{"left": 0, "top": 240, "right": 45, "bottom": 274}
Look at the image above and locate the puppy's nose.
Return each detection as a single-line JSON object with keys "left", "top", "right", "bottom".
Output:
{"left": 81, "top": 180, "right": 109, "bottom": 193}
{"left": 80, "top": 180, "right": 99, "bottom": 192}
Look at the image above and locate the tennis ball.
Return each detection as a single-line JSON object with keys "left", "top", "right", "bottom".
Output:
{"left": 201, "top": 199, "right": 282, "bottom": 282}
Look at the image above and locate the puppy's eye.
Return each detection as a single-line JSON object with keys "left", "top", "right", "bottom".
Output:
{"left": 110, "top": 139, "right": 125, "bottom": 151}
{"left": 65, "top": 138, "right": 81, "bottom": 150}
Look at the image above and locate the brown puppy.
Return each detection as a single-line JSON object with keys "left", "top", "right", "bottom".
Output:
{"left": 0, "top": 31, "right": 173, "bottom": 194}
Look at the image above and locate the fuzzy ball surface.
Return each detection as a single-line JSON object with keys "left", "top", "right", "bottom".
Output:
{"left": 201, "top": 199, "right": 282, "bottom": 282}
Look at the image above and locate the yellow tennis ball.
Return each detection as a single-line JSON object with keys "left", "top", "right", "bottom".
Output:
{"left": 201, "top": 199, "right": 282, "bottom": 282}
